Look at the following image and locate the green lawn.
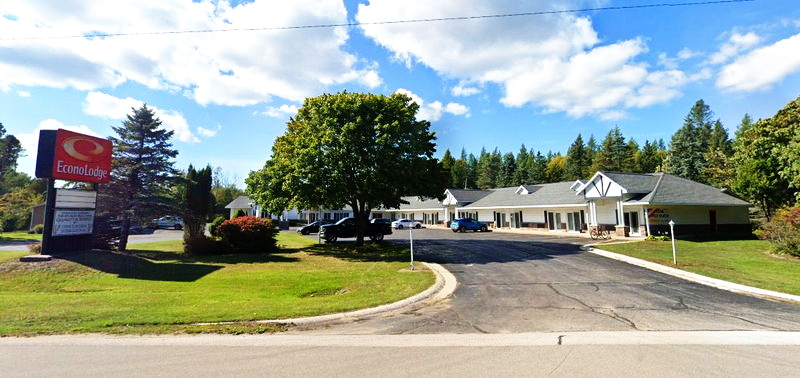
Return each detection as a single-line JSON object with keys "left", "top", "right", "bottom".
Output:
{"left": 0, "top": 233, "right": 433, "bottom": 336}
{"left": 598, "top": 239, "right": 800, "bottom": 295}
{"left": 0, "top": 231, "right": 41, "bottom": 242}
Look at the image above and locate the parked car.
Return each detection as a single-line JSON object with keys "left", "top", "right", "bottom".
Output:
{"left": 450, "top": 217, "right": 488, "bottom": 232}
{"left": 391, "top": 218, "right": 422, "bottom": 229}
{"left": 370, "top": 218, "right": 391, "bottom": 225}
{"left": 319, "top": 217, "right": 392, "bottom": 242}
{"left": 153, "top": 216, "right": 183, "bottom": 230}
{"left": 297, "top": 220, "right": 331, "bottom": 235}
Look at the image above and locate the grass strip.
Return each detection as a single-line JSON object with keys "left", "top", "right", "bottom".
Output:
{"left": 598, "top": 239, "right": 800, "bottom": 295}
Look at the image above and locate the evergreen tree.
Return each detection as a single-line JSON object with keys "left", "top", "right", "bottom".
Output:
{"left": 441, "top": 149, "right": 455, "bottom": 173}
{"left": 466, "top": 153, "right": 478, "bottom": 189}
{"left": 499, "top": 152, "right": 516, "bottom": 187}
{"left": 106, "top": 105, "right": 179, "bottom": 251}
{"left": 638, "top": 140, "right": 662, "bottom": 173}
{"left": 450, "top": 155, "right": 468, "bottom": 189}
{"left": 668, "top": 100, "right": 713, "bottom": 182}
{"left": 530, "top": 151, "right": 548, "bottom": 183}
{"left": 708, "top": 120, "right": 732, "bottom": 156}
{"left": 183, "top": 164, "right": 213, "bottom": 244}
{"left": 513, "top": 145, "right": 530, "bottom": 185}
{"left": 734, "top": 114, "right": 753, "bottom": 141}
{"left": 476, "top": 148, "right": 502, "bottom": 189}
{"left": 585, "top": 135, "right": 598, "bottom": 177}
{"left": 565, "top": 134, "right": 589, "bottom": 180}
{"left": 594, "top": 127, "right": 628, "bottom": 172}
{"left": 625, "top": 139, "right": 640, "bottom": 172}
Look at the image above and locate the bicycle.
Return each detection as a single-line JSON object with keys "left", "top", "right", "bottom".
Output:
{"left": 590, "top": 227, "right": 611, "bottom": 240}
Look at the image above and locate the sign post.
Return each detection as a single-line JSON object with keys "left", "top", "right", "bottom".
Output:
{"left": 669, "top": 220, "right": 677, "bottom": 265}
{"left": 409, "top": 226, "right": 415, "bottom": 271}
{"left": 35, "top": 129, "right": 112, "bottom": 255}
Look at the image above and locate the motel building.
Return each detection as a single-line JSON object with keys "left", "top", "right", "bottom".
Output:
{"left": 383, "top": 171, "right": 751, "bottom": 238}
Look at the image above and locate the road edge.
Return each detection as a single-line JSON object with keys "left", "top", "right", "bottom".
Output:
{"left": 194, "top": 261, "right": 458, "bottom": 326}
{"left": 583, "top": 245, "right": 800, "bottom": 304}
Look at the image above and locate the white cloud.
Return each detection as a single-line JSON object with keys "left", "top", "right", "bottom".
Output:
{"left": 451, "top": 82, "right": 480, "bottom": 97}
{"left": 717, "top": 32, "right": 800, "bottom": 92}
{"left": 658, "top": 48, "right": 699, "bottom": 69}
{"left": 709, "top": 32, "right": 762, "bottom": 65}
{"left": 358, "top": 0, "right": 689, "bottom": 119}
{"left": 16, "top": 90, "right": 31, "bottom": 97}
{"left": 83, "top": 91, "right": 200, "bottom": 143}
{"left": 0, "top": 0, "right": 381, "bottom": 106}
{"left": 263, "top": 104, "right": 299, "bottom": 119}
{"left": 16, "top": 119, "right": 101, "bottom": 173}
{"left": 197, "top": 125, "right": 219, "bottom": 137}
{"left": 395, "top": 88, "right": 470, "bottom": 121}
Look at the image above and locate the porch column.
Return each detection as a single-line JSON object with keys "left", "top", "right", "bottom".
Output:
{"left": 644, "top": 207, "right": 651, "bottom": 236}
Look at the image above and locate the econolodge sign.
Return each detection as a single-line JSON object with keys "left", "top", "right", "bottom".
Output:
{"left": 36, "top": 129, "right": 112, "bottom": 183}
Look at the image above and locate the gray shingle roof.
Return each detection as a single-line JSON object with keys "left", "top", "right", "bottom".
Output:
{"left": 446, "top": 189, "right": 491, "bottom": 203}
{"left": 601, "top": 172, "right": 661, "bottom": 193}
{"left": 463, "top": 181, "right": 588, "bottom": 208}
{"left": 225, "top": 195, "right": 252, "bottom": 209}
{"left": 388, "top": 196, "right": 443, "bottom": 211}
{"left": 637, "top": 173, "right": 749, "bottom": 206}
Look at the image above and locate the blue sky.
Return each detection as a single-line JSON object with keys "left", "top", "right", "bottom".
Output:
{"left": 1, "top": 0, "right": 799, "bottom": 187}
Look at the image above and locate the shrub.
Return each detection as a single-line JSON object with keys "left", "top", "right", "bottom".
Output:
{"left": 234, "top": 209, "right": 246, "bottom": 218}
{"left": 28, "top": 243, "right": 42, "bottom": 254}
{"left": 759, "top": 206, "right": 800, "bottom": 256}
{"left": 92, "top": 213, "right": 120, "bottom": 250}
{"left": 216, "top": 216, "right": 278, "bottom": 253}
{"left": 184, "top": 235, "right": 232, "bottom": 256}
{"left": 209, "top": 216, "right": 226, "bottom": 238}
{"left": 32, "top": 224, "right": 44, "bottom": 234}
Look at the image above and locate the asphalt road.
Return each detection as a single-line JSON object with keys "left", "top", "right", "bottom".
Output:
{"left": 299, "top": 228, "right": 800, "bottom": 334}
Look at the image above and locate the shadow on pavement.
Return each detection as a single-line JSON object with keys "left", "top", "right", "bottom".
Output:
{"left": 397, "top": 237, "right": 584, "bottom": 266}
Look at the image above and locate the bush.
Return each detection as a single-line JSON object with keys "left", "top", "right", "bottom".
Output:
{"left": 209, "top": 216, "right": 226, "bottom": 238}
{"left": 216, "top": 216, "right": 278, "bottom": 253}
{"left": 32, "top": 224, "right": 44, "bottom": 234}
{"left": 759, "top": 206, "right": 800, "bottom": 256}
{"left": 184, "top": 235, "right": 232, "bottom": 256}
{"left": 28, "top": 243, "right": 42, "bottom": 254}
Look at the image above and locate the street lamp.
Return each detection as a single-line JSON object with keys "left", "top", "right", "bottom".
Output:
{"left": 669, "top": 220, "right": 677, "bottom": 265}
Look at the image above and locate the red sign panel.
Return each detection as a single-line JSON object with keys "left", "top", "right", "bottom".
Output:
{"left": 52, "top": 129, "right": 112, "bottom": 183}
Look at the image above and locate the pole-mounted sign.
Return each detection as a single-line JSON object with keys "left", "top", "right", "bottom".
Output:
{"left": 35, "top": 129, "right": 112, "bottom": 183}
{"left": 35, "top": 129, "right": 113, "bottom": 255}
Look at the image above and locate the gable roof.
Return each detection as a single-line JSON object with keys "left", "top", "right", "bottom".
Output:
{"left": 225, "top": 195, "right": 252, "bottom": 209}
{"left": 445, "top": 188, "right": 492, "bottom": 204}
{"left": 388, "top": 196, "right": 444, "bottom": 211}
{"left": 637, "top": 173, "right": 749, "bottom": 206}
{"left": 463, "top": 181, "right": 588, "bottom": 209}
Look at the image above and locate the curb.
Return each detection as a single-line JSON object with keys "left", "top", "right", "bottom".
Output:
{"left": 195, "top": 261, "right": 457, "bottom": 326}
{"left": 582, "top": 245, "right": 800, "bottom": 304}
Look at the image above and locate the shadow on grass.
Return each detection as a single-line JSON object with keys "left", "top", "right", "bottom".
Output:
{"left": 305, "top": 241, "right": 410, "bottom": 263}
{"left": 58, "top": 250, "right": 223, "bottom": 282}
{"left": 128, "top": 248, "right": 300, "bottom": 265}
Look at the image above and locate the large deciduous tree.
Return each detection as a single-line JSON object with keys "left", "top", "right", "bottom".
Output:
{"left": 0, "top": 123, "right": 23, "bottom": 191}
{"left": 105, "top": 105, "right": 179, "bottom": 251}
{"left": 246, "top": 91, "right": 446, "bottom": 245}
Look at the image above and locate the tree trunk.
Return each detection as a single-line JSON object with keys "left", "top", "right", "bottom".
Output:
{"left": 118, "top": 215, "right": 130, "bottom": 252}
{"left": 352, "top": 201, "right": 365, "bottom": 246}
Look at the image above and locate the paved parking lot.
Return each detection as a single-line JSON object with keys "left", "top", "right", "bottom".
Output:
{"left": 301, "top": 228, "right": 800, "bottom": 334}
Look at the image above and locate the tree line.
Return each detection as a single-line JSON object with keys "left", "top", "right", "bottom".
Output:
{"left": 440, "top": 97, "right": 800, "bottom": 219}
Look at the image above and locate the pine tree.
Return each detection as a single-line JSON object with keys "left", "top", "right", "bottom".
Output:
{"left": 625, "top": 139, "right": 640, "bottom": 172}
{"left": 585, "top": 135, "right": 598, "bottom": 177}
{"left": 513, "top": 145, "right": 530, "bottom": 185}
{"left": 594, "top": 127, "right": 628, "bottom": 172}
{"left": 530, "top": 151, "right": 548, "bottom": 183}
{"left": 565, "top": 134, "right": 589, "bottom": 180}
{"left": 708, "top": 120, "right": 732, "bottom": 156}
{"left": 466, "top": 153, "right": 478, "bottom": 189}
{"left": 499, "top": 152, "right": 516, "bottom": 187}
{"left": 546, "top": 155, "right": 566, "bottom": 182}
{"left": 106, "top": 105, "right": 179, "bottom": 251}
{"left": 450, "top": 153, "right": 468, "bottom": 189}
{"left": 638, "top": 140, "right": 662, "bottom": 173}
{"left": 668, "top": 100, "right": 713, "bottom": 182}
{"left": 441, "top": 149, "right": 455, "bottom": 173}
